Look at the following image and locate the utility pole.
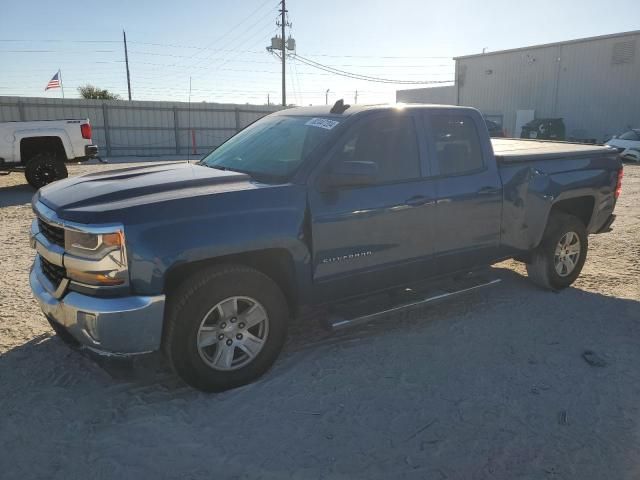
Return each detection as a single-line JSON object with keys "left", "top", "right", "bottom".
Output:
{"left": 267, "top": 93, "right": 270, "bottom": 106}
{"left": 267, "top": 2, "right": 293, "bottom": 107}
{"left": 280, "top": 0, "right": 286, "bottom": 106}
{"left": 123, "top": 30, "right": 132, "bottom": 101}
{"left": 354, "top": 90, "right": 358, "bottom": 104}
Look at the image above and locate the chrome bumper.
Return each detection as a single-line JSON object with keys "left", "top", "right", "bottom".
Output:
{"left": 30, "top": 257, "right": 165, "bottom": 356}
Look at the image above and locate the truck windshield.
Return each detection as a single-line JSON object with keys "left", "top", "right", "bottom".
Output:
{"left": 200, "top": 115, "right": 339, "bottom": 181}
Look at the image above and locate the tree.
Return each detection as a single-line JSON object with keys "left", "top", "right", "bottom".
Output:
{"left": 77, "top": 84, "right": 121, "bottom": 100}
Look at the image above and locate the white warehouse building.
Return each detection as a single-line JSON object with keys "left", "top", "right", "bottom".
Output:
{"left": 397, "top": 30, "right": 640, "bottom": 142}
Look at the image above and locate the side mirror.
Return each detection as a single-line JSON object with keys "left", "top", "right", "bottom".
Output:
{"left": 320, "top": 161, "right": 377, "bottom": 189}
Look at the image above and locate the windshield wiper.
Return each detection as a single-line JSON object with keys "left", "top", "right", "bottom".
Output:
{"left": 210, "top": 165, "right": 250, "bottom": 176}
{"left": 203, "top": 164, "right": 283, "bottom": 184}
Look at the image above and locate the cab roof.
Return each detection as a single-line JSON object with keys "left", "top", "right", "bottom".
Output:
{"left": 272, "top": 103, "right": 474, "bottom": 118}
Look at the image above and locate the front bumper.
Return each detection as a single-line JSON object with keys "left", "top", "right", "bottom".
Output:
{"left": 30, "top": 257, "right": 165, "bottom": 356}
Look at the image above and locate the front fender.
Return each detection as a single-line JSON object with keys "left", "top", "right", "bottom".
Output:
{"left": 124, "top": 187, "right": 312, "bottom": 296}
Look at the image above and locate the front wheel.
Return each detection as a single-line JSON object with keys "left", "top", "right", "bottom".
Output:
{"left": 526, "top": 212, "right": 588, "bottom": 290}
{"left": 163, "top": 264, "right": 289, "bottom": 392}
{"left": 25, "top": 153, "right": 68, "bottom": 189}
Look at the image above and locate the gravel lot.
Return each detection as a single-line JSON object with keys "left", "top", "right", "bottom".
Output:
{"left": 0, "top": 160, "right": 638, "bottom": 480}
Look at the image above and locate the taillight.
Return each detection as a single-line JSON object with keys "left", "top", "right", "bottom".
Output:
{"left": 615, "top": 167, "right": 623, "bottom": 199}
{"left": 81, "top": 123, "right": 92, "bottom": 140}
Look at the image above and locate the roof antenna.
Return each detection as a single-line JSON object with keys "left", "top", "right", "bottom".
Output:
{"left": 330, "top": 99, "right": 350, "bottom": 114}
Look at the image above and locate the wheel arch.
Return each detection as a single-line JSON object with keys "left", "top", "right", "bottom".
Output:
{"left": 549, "top": 195, "right": 596, "bottom": 230}
{"left": 164, "top": 248, "right": 300, "bottom": 313}
{"left": 530, "top": 193, "right": 596, "bottom": 249}
{"left": 20, "top": 136, "right": 68, "bottom": 164}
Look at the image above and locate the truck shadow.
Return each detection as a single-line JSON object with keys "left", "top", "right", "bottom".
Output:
{"left": 0, "top": 183, "right": 34, "bottom": 208}
{"left": 1, "top": 266, "right": 639, "bottom": 394}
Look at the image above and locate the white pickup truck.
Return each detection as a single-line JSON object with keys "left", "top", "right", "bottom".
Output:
{"left": 0, "top": 119, "right": 98, "bottom": 188}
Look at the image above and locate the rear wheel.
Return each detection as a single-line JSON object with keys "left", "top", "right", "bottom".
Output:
{"left": 25, "top": 153, "right": 68, "bottom": 189}
{"left": 163, "top": 264, "right": 289, "bottom": 392}
{"left": 526, "top": 212, "right": 588, "bottom": 290}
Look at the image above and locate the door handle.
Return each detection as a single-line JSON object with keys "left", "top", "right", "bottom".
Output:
{"left": 477, "top": 186, "right": 499, "bottom": 195}
{"left": 405, "top": 195, "right": 435, "bottom": 207}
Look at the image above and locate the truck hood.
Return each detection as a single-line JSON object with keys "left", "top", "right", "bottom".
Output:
{"left": 35, "top": 162, "right": 264, "bottom": 223}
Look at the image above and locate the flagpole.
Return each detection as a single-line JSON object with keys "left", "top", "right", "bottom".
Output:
{"left": 59, "top": 69, "right": 65, "bottom": 99}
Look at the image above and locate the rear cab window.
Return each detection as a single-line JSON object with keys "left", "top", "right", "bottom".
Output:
{"left": 428, "top": 114, "right": 484, "bottom": 176}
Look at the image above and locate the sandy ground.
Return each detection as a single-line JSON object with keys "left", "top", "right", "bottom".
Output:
{"left": 0, "top": 159, "right": 638, "bottom": 480}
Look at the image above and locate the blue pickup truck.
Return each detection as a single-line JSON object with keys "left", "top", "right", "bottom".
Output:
{"left": 29, "top": 103, "right": 623, "bottom": 391}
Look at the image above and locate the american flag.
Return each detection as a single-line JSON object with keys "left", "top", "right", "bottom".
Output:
{"left": 45, "top": 71, "right": 61, "bottom": 91}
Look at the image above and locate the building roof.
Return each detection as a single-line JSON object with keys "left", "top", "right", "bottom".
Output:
{"left": 454, "top": 29, "right": 640, "bottom": 60}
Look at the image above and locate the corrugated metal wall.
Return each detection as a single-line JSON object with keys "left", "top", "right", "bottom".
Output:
{"left": 456, "top": 31, "right": 640, "bottom": 141}
{"left": 395, "top": 86, "right": 456, "bottom": 104}
{"left": 0, "top": 96, "right": 283, "bottom": 157}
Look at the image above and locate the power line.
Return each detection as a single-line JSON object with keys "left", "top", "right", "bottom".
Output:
{"left": 0, "top": 49, "right": 118, "bottom": 53}
{"left": 0, "top": 39, "right": 118, "bottom": 43}
{"left": 0, "top": 38, "right": 455, "bottom": 60}
{"left": 290, "top": 54, "right": 453, "bottom": 84}
{"left": 300, "top": 52, "right": 452, "bottom": 59}
{"left": 194, "top": 15, "right": 277, "bottom": 72}
{"left": 181, "top": 1, "right": 278, "bottom": 70}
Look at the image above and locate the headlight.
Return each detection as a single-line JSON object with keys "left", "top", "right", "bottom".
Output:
{"left": 64, "top": 229, "right": 128, "bottom": 286}
{"left": 65, "top": 230, "right": 124, "bottom": 260}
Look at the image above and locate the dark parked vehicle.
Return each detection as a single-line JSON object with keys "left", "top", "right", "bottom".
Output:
{"left": 521, "top": 118, "right": 566, "bottom": 141}
{"left": 484, "top": 118, "right": 505, "bottom": 137}
{"left": 29, "top": 103, "right": 623, "bottom": 391}
{"left": 606, "top": 128, "right": 640, "bottom": 153}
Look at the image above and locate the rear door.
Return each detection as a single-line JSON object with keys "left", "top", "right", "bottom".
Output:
{"left": 308, "top": 111, "right": 438, "bottom": 301}
{"left": 423, "top": 111, "right": 503, "bottom": 274}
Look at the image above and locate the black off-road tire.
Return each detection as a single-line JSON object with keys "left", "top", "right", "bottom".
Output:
{"left": 163, "top": 264, "right": 289, "bottom": 392}
{"left": 25, "top": 153, "right": 68, "bottom": 189}
{"left": 526, "top": 212, "right": 588, "bottom": 290}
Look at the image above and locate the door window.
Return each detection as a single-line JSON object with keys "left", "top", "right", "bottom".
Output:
{"left": 430, "top": 114, "right": 484, "bottom": 176}
{"left": 332, "top": 114, "right": 420, "bottom": 183}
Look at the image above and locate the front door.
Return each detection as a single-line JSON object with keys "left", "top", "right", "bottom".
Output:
{"left": 308, "top": 111, "right": 437, "bottom": 302}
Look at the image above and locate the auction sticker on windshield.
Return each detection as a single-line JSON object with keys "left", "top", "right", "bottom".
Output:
{"left": 305, "top": 118, "right": 340, "bottom": 130}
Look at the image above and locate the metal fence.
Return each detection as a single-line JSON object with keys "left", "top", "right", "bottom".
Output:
{"left": 0, "top": 96, "right": 283, "bottom": 157}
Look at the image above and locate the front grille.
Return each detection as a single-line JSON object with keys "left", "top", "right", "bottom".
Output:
{"left": 38, "top": 218, "right": 64, "bottom": 248}
{"left": 40, "top": 256, "right": 66, "bottom": 287}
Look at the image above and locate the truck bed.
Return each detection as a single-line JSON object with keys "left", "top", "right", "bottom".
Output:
{"left": 492, "top": 138, "right": 614, "bottom": 162}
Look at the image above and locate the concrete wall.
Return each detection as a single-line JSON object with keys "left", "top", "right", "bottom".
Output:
{"left": 0, "top": 96, "right": 283, "bottom": 157}
{"left": 455, "top": 31, "right": 640, "bottom": 141}
{"left": 396, "top": 86, "right": 456, "bottom": 105}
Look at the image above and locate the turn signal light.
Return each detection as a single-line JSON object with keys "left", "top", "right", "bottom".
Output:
{"left": 67, "top": 268, "right": 125, "bottom": 286}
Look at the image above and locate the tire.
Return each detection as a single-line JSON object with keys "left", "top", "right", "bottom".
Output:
{"left": 25, "top": 153, "right": 68, "bottom": 189}
{"left": 526, "top": 212, "right": 588, "bottom": 290}
{"left": 163, "top": 264, "right": 289, "bottom": 392}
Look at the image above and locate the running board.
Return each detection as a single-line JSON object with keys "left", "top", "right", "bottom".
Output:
{"left": 327, "top": 275, "right": 501, "bottom": 331}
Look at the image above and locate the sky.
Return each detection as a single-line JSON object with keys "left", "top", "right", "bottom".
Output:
{"left": 1, "top": 0, "right": 638, "bottom": 106}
